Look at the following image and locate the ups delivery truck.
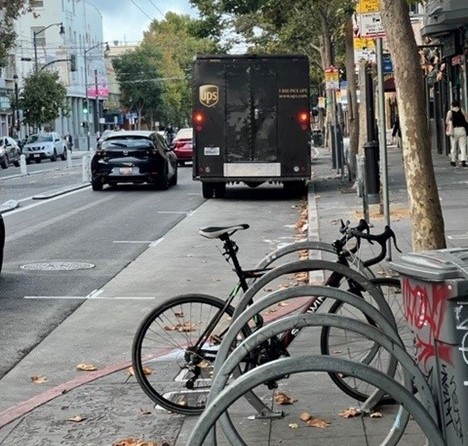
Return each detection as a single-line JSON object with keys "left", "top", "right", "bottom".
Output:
{"left": 192, "top": 54, "right": 311, "bottom": 198}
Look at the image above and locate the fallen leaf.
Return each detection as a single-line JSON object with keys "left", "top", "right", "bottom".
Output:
{"left": 299, "top": 411, "right": 312, "bottom": 422}
{"left": 31, "top": 375, "right": 48, "bottom": 384}
{"left": 278, "top": 302, "right": 288, "bottom": 307}
{"left": 338, "top": 407, "right": 362, "bottom": 418}
{"left": 370, "top": 412, "right": 383, "bottom": 418}
{"left": 174, "top": 311, "right": 184, "bottom": 317}
{"left": 277, "top": 284, "right": 289, "bottom": 290}
{"left": 127, "top": 366, "right": 152, "bottom": 376}
{"left": 76, "top": 363, "right": 97, "bottom": 372}
{"left": 67, "top": 415, "right": 86, "bottom": 423}
{"left": 294, "top": 272, "right": 309, "bottom": 283}
{"left": 139, "top": 408, "right": 152, "bottom": 415}
{"left": 288, "top": 423, "right": 299, "bottom": 429}
{"left": 274, "top": 391, "right": 297, "bottom": 405}
{"left": 306, "top": 417, "right": 331, "bottom": 428}
{"left": 332, "top": 350, "right": 342, "bottom": 354}
{"left": 164, "top": 322, "right": 196, "bottom": 332}
{"left": 112, "top": 438, "right": 158, "bottom": 446}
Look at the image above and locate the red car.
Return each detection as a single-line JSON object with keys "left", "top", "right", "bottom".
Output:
{"left": 172, "top": 128, "right": 193, "bottom": 166}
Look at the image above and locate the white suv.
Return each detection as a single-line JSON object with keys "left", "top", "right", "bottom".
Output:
{"left": 22, "top": 132, "right": 68, "bottom": 163}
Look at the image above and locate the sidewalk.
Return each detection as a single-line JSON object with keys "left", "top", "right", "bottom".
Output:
{"left": 0, "top": 143, "right": 466, "bottom": 445}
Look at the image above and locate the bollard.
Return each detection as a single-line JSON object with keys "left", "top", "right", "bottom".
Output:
{"left": 363, "top": 140, "right": 380, "bottom": 204}
{"left": 82, "top": 155, "right": 90, "bottom": 183}
{"left": 20, "top": 154, "right": 27, "bottom": 175}
{"left": 66, "top": 149, "right": 73, "bottom": 169}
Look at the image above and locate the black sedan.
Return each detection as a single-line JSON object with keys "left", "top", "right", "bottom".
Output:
{"left": 90, "top": 130, "right": 178, "bottom": 191}
{"left": 0, "top": 213, "right": 5, "bottom": 274}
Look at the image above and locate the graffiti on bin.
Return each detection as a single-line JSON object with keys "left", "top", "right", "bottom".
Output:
{"left": 456, "top": 306, "right": 468, "bottom": 390}
{"left": 440, "top": 363, "right": 464, "bottom": 440}
{"left": 402, "top": 278, "right": 453, "bottom": 370}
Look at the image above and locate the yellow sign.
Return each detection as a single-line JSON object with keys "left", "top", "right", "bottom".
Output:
{"left": 353, "top": 37, "right": 376, "bottom": 50}
{"left": 357, "top": 0, "right": 380, "bottom": 13}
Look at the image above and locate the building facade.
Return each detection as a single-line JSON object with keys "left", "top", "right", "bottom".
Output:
{"left": 13, "top": 0, "right": 108, "bottom": 148}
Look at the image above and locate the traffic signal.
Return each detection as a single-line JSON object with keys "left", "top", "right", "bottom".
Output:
{"left": 70, "top": 53, "right": 76, "bottom": 72}
{"left": 83, "top": 100, "right": 88, "bottom": 115}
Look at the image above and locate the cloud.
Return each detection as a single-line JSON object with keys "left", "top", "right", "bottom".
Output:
{"left": 87, "top": 0, "right": 198, "bottom": 43}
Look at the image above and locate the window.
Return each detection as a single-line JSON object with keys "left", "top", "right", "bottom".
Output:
{"left": 31, "top": 0, "right": 44, "bottom": 7}
{"left": 32, "top": 26, "right": 46, "bottom": 47}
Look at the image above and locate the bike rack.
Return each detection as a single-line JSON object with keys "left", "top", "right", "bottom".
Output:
{"left": 188, "top": 354, "right": 444, "bottom": 446}
{"left": 205, "top": 291, "right": 436, "bottom": 445}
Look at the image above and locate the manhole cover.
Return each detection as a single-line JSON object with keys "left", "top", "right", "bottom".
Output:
{"left": 20, "top": 262, "right": 95, "bottom": 271}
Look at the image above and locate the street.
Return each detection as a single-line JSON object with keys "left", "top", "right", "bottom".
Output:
{"left": 0, "top": 162, "right": 204, "bottom": 380}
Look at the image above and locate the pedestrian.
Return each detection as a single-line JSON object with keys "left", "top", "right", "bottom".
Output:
{"left": 445, "top": 99, "right": 467, "bottom": 167}
{"left": 65, "top": 133, "right": 73, "bottom": 152}
{"left": 391, "top": 114, "right": 401, "bottom": 148}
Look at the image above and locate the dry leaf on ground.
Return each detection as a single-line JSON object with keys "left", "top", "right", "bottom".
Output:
{"left": 278, "top": 301, "right": 288, "bottom": 307}
{"left": 274, "top": 391, "right": 297, "bottom": 405}
{"left": 370, "top": 412, "right": 383, "bottom": 418}
{"left": 306, "top": 417, "right": 331, "bottom": 428}
{"left": 67, "top": 415, "right": 86, "bottom": 422}
{"left": 31, "top": 375, "right": 48, "bottom": 384}
{"left": 164, "top": 322, "right": 196, "bottom": 332}
{"left": 288, "top": 423, "right": 299, "bottom": 429}
{"left": 140, "top": 408, "right": 152, "bottom": 416}
{"left": 299, "top": 412, "right": 312, "bottom": 422}
{"left": 338, "top": 407, "right": 362, "bottom": 418}
{"left": 127, "top": 366, "right": 152, "bottom": 376}
{"left": 76, "top": 363, "right": 97, "bottom": 372}
{"left": 112, "top": 438, "right": 159, "bottom": 446}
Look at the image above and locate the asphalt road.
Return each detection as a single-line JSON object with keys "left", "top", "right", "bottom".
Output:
{"left": 0, "top": 164, "right": 203, "bottom": 379}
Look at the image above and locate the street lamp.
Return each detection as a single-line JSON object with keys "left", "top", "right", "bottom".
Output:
{"left": 84, "top": 41, "right": 109, "bottom": 150}
{"left": 13, "top": 75, "right": 20, "bottom": 136}
{"left": 33, "top": 22, "right": 65, "bottom": 73}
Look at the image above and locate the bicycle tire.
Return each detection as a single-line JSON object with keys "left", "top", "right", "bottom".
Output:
{"left": 132, "top": 293, "right": 252, "bottom": 415}
{"left": 320, "top": 277, "right": 413, "bottom": 402}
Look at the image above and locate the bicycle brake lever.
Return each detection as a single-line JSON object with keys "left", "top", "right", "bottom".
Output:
{"left": 390, "top": 229, "right": 402, "bottom": 253}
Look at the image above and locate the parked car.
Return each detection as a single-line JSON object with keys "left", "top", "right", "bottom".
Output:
{"left": 172, "top": 127, "right": 193, "bottom": 166}
{"left": 97, "top": 129, "right": 116, "bottom": 144}
{"left": 90, "top": 130, "right": 178, "bottom": 191}
{"left": 0, "top": 136, "right": 21, "bottom": 169}
{"left": 22, "top": 132, "right": 68, "bottom": 163}
{"left": 0, "top": 213, "right": 4, "bottom": 274}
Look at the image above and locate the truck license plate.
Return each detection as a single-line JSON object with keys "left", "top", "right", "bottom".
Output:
{"left": 204, "top": 146, "right": 220, "bottom": 156}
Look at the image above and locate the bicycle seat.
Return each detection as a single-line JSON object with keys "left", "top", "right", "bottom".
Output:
{"left": 199, "top": 224, "right": 249, "bottom": 239}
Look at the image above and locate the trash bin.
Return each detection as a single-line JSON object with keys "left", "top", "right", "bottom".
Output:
{"left": 391, "top": 248, "right": 468, "bottom": 445}
{"left": 311, "top": 129, "right": 323, "bottom": 147}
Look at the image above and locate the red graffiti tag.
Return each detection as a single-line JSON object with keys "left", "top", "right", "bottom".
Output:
{"left": 402, "top": 277, "right": 453, "bottom": 370}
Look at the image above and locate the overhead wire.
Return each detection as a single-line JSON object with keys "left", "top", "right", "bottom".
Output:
{"left": 129, "top": 0, "right": 154, "bottom": 21}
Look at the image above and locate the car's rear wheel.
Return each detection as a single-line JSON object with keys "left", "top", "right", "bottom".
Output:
{"left": 13, "top": 158, "right": 20, "bottom": 167}
{"left": 61, "top": 149, "right": 67, "bottom": 161}
{"left": 178, "top": 160, "right": 185, "bottom": 167}
{"left": 158, "top": 172, "right": 170, "bottom": 190}
{"left": 170, "top": 168, "right": 178, "bottom": 186}
{"left": 202, "top": 182, "right": 214, "bottom": 198}
{"left": 214, "top": 182, "right": 226, "bottom": 198}
{"left": 51, "top": 150, "right": 57, "bottom": 162}
{"left": 91, "top": 177, "right": 103, "bottom": 191}
{"left": 35, "top": 159, "right": 41, "bottom": 164}
{"left": 1, "top": 155, "right": 8, "bottom": 169}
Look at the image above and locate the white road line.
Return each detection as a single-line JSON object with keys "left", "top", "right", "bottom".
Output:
{"left": 157, "top": 211, "right": 191, "bottom": 214}
{"left": 447, "top": 234, "right": 468, "bottom": 240}
{"left": 149, "top": 237, "right": 164, "bottom": 247}
{"left": 4, "top": 187, "right": 90, "bottom": 216}
{"left": 113, "top": 240, "right": 155, "bottom": 244}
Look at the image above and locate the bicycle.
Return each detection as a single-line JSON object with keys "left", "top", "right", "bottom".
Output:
{"left": 131, "top": 220, "right": 403, "bottom": 415}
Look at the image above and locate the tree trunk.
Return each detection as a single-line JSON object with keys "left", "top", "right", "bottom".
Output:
{"left": 357, "top": 60, "right": 368, "bottom": 157}
{"left": 380, "top": 0, "right": 445, "bottom": 251}
{"left": 344, "top": 12, "right": 359, "bottom": 181}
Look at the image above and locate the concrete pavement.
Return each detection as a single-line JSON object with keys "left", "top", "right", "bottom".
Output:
{"left": 0, "top": 143, "right": 466, "bottom": 445}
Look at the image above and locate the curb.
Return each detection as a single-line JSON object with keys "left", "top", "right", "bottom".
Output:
{"left": 32, "top": 182, "right": 90, "bottom": 200}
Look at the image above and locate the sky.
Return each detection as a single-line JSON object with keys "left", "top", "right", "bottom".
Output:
{"left": 88, "top": 0, "right": 199, "bottom": 44}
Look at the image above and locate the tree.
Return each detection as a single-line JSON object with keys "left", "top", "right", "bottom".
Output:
{"left": 379, "top": 0, "right": 445, "bottom": 251}
{"left": 112, "top": 47, "right": 164, "bottom": 129}
{"left": 20, "top": 71, "right": 67, "bottom": 130}
{"left": 0, "top": 0, "right": 31, "bottom": 66}
{"left": 141, "top": 12, "right": 220, "bottom": 127}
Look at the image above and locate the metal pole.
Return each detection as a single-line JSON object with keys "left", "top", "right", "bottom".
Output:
{"left": 33, "top": 32, "right": 38, "bottom": 73}
{"left": 376, "top": 38, "right": 391, "bottom": 259}
{"left": 84, "top": 49, "right": 90, "bottom": 151}
{"left": 94, "top": 69, "right": 99, "bottom": 138}
{"left": 14, "top": 77, "right": 19, "bottom": 134}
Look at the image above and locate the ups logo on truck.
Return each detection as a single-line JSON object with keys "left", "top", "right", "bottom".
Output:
{"left": 199, "top": 85, "right": 219, "bottom": 107}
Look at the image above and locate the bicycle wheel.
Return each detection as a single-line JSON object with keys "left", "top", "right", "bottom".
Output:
{"left": 132, "top": 294, "right": 252, "bottom": 415}
{"left": 320, "top": 277, "right": 413, "bottom": 401}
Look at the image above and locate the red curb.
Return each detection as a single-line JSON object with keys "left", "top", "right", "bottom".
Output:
{"left": 0, "top": 359, "right": 132, "bottom": 429}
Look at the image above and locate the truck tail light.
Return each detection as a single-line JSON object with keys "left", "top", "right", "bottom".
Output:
{"left": 297, "top": 111, "right": 310, "bottom": 130}
{"left": 193, "top": 111, "right": 205, "bottom": 131}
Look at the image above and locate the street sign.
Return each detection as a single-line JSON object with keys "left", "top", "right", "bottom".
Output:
{"left": 353, "top": 37, "right": 375, "bottom": 50}
{"left": 325, "top": 66, "right": 339, "bottom": 90}
{"left": 360, "top": 12, "right": 386, "bottom": 38}
{"left": 357, "top": 0, "right": 380, "bottom": 13}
